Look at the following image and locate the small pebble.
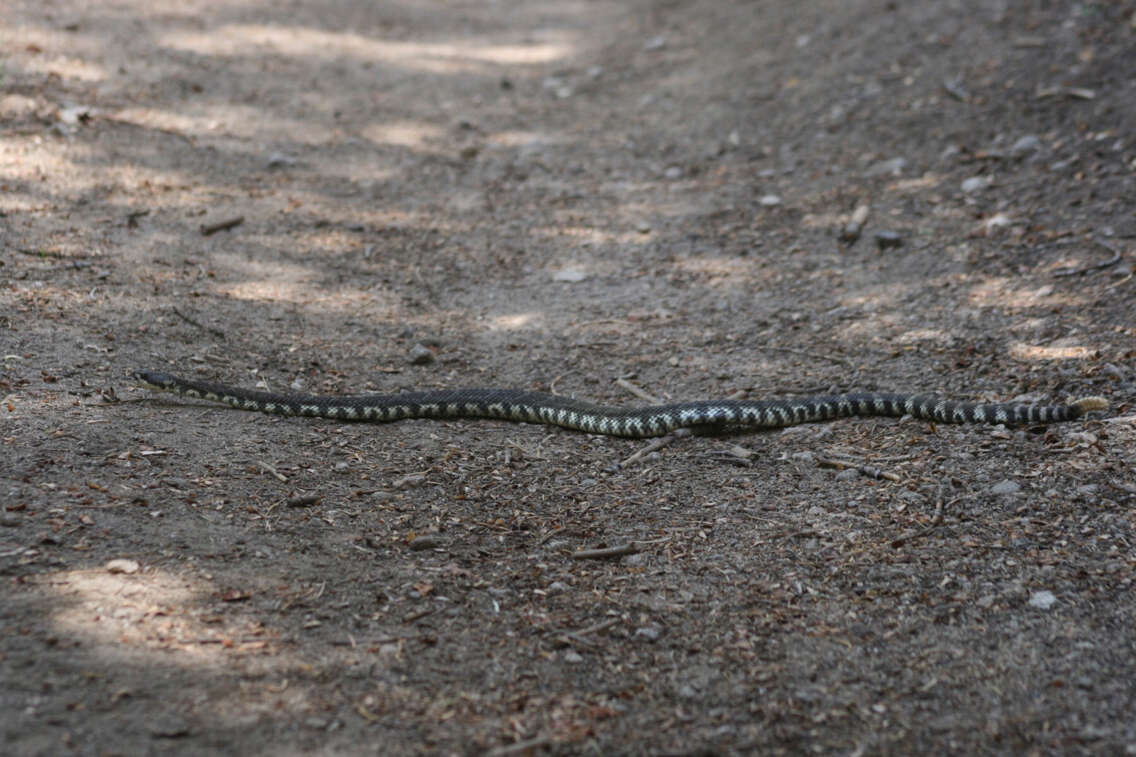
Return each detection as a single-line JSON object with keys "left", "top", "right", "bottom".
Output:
{"left": 106, "top": 559, "right": 140, "bottom": 574}
{"left": 553, "top": 269, "right": 589, "bottom": 283}
{"left": 835, "top": 468, "right": 860, "bottom": 481}
{"left": 990, "top": 480, "right": 1021, "bottom": 496}
{"left": 148, "top": 715, "right": 190, "bottom": 738}
{"left": 635, "top": 625, "right": 662, "bottom": 642}
{"left": 392, "top": 473, "right": 427, "bottom": 489}
{"left": 866, "top": 157, "right": 906, "bottom": 177}
{"left": 897, "top": 489, "right": 925, "bottom": 504}
{"left": 758, "top": 194, "right": 782, "bottom": 207}
{"left": 58, "top": 104, "right": 93, "bottom": 125}
{"left": 0, "top": 94, "right": 38, "bottom": 118}
{"left": 983, "top": 213, "right": 1012, "bottom": 231}
{"left": 408, "top": 344, "right": 435, "bottom": 365}
{"left": 266, "top": 152, "right": 298, "bottom": 169}
{"left": 1010, "top": 135, "right": 1042, "bottom": 156}
{"left": 874, "top": 230, "right": 903, "bottom": 250}
{"left": 961, "top": 176, "right": 992, "bottom": 193}
{"left": 1101, "top": 363, "right": 1127, "bottom": 380}
{"left": 1028, "top": 590, "right": 1057, "bottom": 610}
{"left": 409, "top": 534, "right": 445, "bottom": 551}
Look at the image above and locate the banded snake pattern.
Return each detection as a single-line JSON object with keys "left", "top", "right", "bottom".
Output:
{"left": 135, "top": 371, "right": 1107, "bottom": 439}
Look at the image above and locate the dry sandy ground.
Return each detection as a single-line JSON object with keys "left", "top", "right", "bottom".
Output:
{"left": 2, "top": 1, "right": 1135, "bottom": 755}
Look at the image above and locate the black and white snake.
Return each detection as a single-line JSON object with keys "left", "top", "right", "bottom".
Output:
{"left": 134, "top": 370, "right": 1107, "bottom": 438}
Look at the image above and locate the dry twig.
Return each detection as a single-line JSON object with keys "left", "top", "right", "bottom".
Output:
{"left": 839, "top": 203, "right": 871, "bottom": 244}
{"left": 256, "top": 461, "right": 287, "bottom": 482}
{"left": 890, "top": 495, "right": 956, "bottom": 548}
{"left": 172, "top": 308, "right": 226, "bottom": 339}
{"left": 200, "top": 216, "right": 245, "bottom": 236}
{"left": 816, "top": 456, "right": 900, "bottom": 481}
{"left": 1052, "top": 240, "right": 1124, "bottom": 277}
{"left": 570, "top": 542, "right": 640, "bottom": 560}
{"left": 612, "top": 428, "right": 692, "bottom": 471}
{"left": 553, "top": 617, "right": 621, "bottom": 648}
{"left": 615, "top": 377, "right": 663, "bottom": 404}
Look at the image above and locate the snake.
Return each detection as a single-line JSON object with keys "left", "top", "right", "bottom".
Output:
{"left": 133, "top": 370, "right": 1108, "bottom": 439}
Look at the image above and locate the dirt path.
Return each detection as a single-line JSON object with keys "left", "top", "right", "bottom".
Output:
{"left": 2, "top": 1, "right": 1134, "bottom": 754}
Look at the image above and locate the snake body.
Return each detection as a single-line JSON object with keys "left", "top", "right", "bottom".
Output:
{"left": 134, "top": 371, "right": 1107, "bottom": 438}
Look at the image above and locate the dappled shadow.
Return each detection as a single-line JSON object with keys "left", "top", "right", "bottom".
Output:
{"left": 2, "top": 0, "right": 1134, "bottom": 753}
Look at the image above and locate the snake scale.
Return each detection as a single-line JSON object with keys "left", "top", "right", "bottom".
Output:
{"left": 134, "top": 371, "right": 1108, "bottom": 439}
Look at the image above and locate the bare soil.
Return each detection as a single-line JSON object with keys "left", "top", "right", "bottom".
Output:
{"left": 2, "top": 1, "right": 1135, "bottom": 755}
